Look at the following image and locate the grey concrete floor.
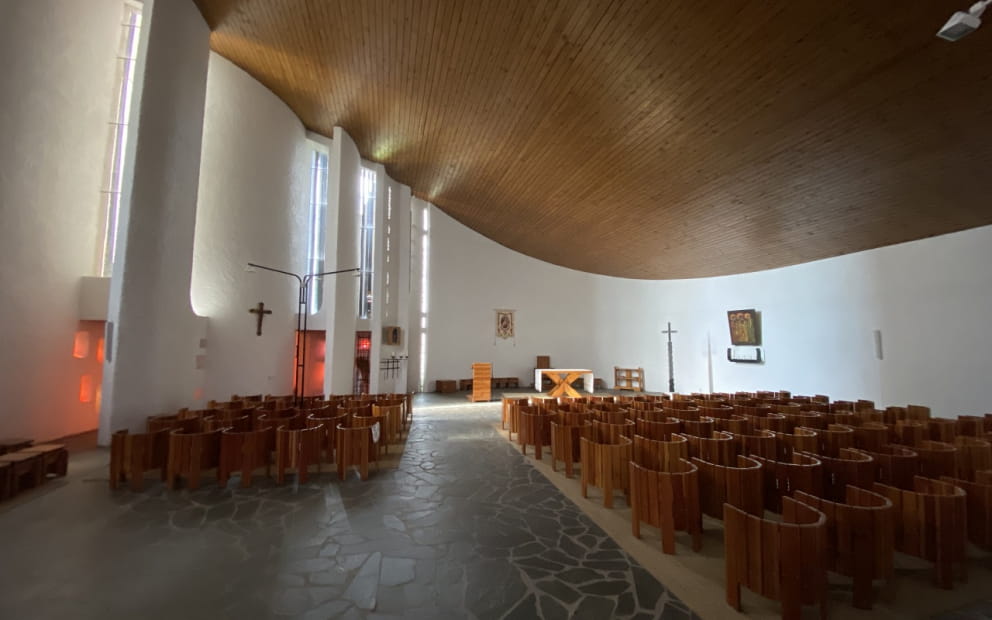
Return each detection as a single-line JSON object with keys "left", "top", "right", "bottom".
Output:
{"left": 0, "top": 393, "right": 694, "bottom": 620}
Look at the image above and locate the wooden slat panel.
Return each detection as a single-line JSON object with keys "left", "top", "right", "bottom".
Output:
{"left": 193, "top": 0, "right": 992, "bottom": 279}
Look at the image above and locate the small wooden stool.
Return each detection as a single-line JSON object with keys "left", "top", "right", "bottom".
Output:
{"left": 0, "top": 451, "right": 44, "bottom": 491}
{"left": 0, "top": 438, "right": 33, "bottom": 456}
{"left": 0, "top": 461, "right": 11, "bottom": 500}
{"left": 22, "top": 444, "right": 68, "bottom": 477}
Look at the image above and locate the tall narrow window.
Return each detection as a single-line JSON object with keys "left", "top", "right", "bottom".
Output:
{"left": 307, "top": 150, "right": 328, "bottom": 313}
{"left": 100, "top": 1, "right": 143, "bottom": 276}
{"left": 418, "top": 206, "right": 430, "bottom": 392}
{"left": 358, "top": 168, "right": 377, "bottom": 319}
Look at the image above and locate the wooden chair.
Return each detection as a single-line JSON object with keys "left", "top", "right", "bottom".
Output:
{"left": 507, "top": 403, "right": 537, "bottom": 440}
{"left": 751, "top": 453, "right": 823, "bottom": 513}
{"left": 853, "top": 422, "right": 891, "bottom": 452}
{"left": 956, "top": 415, "right": 987, "bottom": 437}
{"left": 783, "top": 411, "right": 826, "bottom": 431}
{"left": 633, "top": 417, "right": 682, "bottom": 441}
{"left": 635, "top": 408, "right": 674, "bottom": 423}
{"left": 793, "top": 487, "right": 893, "bottom": 610}
{"left": 550, "top": 420, "right": 589, "bottom": 478}
{"left": 372, "top": 403, "right": 403, "bottom": 452}
{"left": 335, "top": 420, "right": 379, "bottom": 481}
{"left": 806, "top": 423, "right": 854, "bottom": 457}
{"left": 774, "top": 427, "right": 818, "bottom": 460}
{"left": 826, "top": 411, "right": 858, "bottom": 427}
{"left": 630, "top": 454, "right": 701, "bottom": 554}
{"left": 928, "top": 418, "right": 958, "bottom": 443}
{"left": 109, "top": 429, "right": 169, "bottom": 491}
{"left": 692, "top": 455, "right": 764, "bottom": 519}
{"left": 681, "top": 431, "right": 736, "bottom": 465}
{"left": 166, "top": 429, "right": 223, "bottom": 490}
{"left": 730, "top": 429, "right": 777, "bottom": 459}
{"left": 203, "top": 415, "right": 252, "bottom": 432}
{"left": 724, "top": 496, "right": 828, "bottom": 620}
{"left": 21, "top": 444, "right": 68, "bottom": 478}
{"left": 893, "top": 420, "right": 928, "bottom": 447}
{"left": 873, "top": 477, "right": 967, "bottom": 589}
{"left": 146, "top": 414, "right": 200, "bottom": 434}
{"left": 680, "top": 416, "right": 716, "bottom": 438}
{"left": 913, "top": 440, "right": 957, "bottom": 479}
{"left": 941, "top": 475, "right": 992, "bottom": 550}
{"left": 275, "top": 425, "right": 323, "bottom": 484}
{"left": 857, "top": 445, "right": 919, "bottom": 489}
{"left": 217, "top": 428, "right": 271, "bottom": 487}
{"left": 738, "top": 407, "right": 787, "bottom": 433}
{"left": 811, "top": 448, "right": 876, "bottom": 502}
{"left": 518, "top": 408, "right": 554, "bottom": 460}
{"left": 632, "top": 434, "right": 689, "bottom": 471}
{"left": 307, "top": 411, "right": 350, "bottom": 463}
{"left": 713, "top": 414, "right": 750, "bottom": 434}
{"left": 953, "top": 436, "right": 991, "bottom": 481}
{"left": 579, "top": 423, "right": 633, "bottom": 508}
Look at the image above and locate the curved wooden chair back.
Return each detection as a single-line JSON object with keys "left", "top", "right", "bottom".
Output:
{"left": 372, "top": 403, "right": 404, "bottom": 450}
{"left": 203, "top": 415, "right": 251, "bottom": 433}
{"left": 927, "top": 418, "right": 957, "bottom": 443}
{"left": 941, "top": 474, "right": 992, "bottom": 550}
{"left": 166, "top": 428, "right": 223, "bottom": 490}
{"left": 691, "top": 455, "right": 763, "bottom": 519}
{"left": 635, "top": 408, "right": 672, "bottom": 423}
{"left": 713, "top": 415, "right": 749, "bottom": 434}
{"left": 873, "top": 476, "right": 967, "bottom": 589}
{"left": 501, "top": 397, "right": 528, "bottom": 431}
{"left": 550, "top": 420, "right": 589, "bottom": 478}
{"left": 681, "top": 431, "right": 735, "bottom": 465}
{"left": 630, "top": 455, "right": 701, "bottom": 554}
{"left": 633, "top": 417, "right": 681, "bottom": 441}
{"left": 956, "top": 415, "right": 986, "bottom": 438}
{"left": 632, "top": 434, "right": 688, "bottom": 471}
{"left": 731, "top": 429, "right": 777, "bottom": 460}
{"left": 336, "top": 422, "right": 374, "bottom": 481}
{"left": 914, "top": 440, "right": 957, "bottom": 479}
{"left": 858, "top": 445, "right": 919, "bottom": 490}
{"left": 275, "top": 424, "right": 323, "bottom": 484}
{"left": 146, "top": 414, "right": 200, "bottom": 434}
{"left": 588, "top": 418, "right": 634, "bottom": 441}
{"left": 826, "top": 411, "right": 858, "bottom": 426}
{"left": 593, "top": 409, "right": 630, "bottom": 425}
{"left": 811, "top": 447, "right": 875, "bottom": 502}
{"left": 893, "top": 420, "right": 927, "bottom": 447}
{"left": 307, "top": 412, "right": 350, "bottom": 462}
{"left": 725, "top": 497, "right": 828, "bottom": 619}
{"left": 680, "top": 416, "right": 716, "bottom": 438}
{"left": 555, "top": 410, "right": 591, "bottom": 427}
{"left": 773, "top": 427, "right": 817, "bottom": 460}
{"left": 954, "top": 436, "right": 992, "bottom": 481}
{"left": 579, "top": 428, "right": 632, "bottom": 508}
{"left": 518, "top": 409, "right": 553, "bottom": 460}
{"left": 109, "top": 429, "right": 169, "bottom": 491}
{"left": 751, "top": 453, "right": 823, "bottom": 513}
{"left": 793, "top": 487, "right": 893, "bottom": 610}
{"left": 853, "top": 422, "right": 890, "bottom": 452}
{"left": 218, "top": 428, "right": 271, "bottom": 487}
{"left": 805, "top": 423, "right": 853, "bottom": 457}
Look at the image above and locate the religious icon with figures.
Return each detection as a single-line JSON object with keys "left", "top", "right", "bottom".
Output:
{"left": 495, "top": 309, "right": 515, "bottom": 339}
{"left": 727, "top": 309, "right": 760, "bottom": 345}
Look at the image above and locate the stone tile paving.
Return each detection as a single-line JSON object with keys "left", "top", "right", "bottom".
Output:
{"left": 0, "top": 398, "right": 696, "bottom": 619}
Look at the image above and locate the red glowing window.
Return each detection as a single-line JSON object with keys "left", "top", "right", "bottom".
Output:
{"left": 96, "top": 338, "right": 105, "bottom": 363}
{"left": 73, "top": 331, "right": 90, "bottom": 359}
{"left": 79, "top": 375, "right": 94, "bottom": 403}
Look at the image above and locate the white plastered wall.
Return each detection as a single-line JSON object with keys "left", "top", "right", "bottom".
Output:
{"left": 190, "top": 53, "right": 310, "bottom": 401}
{"left": 426, "top": 207, "right": 992, "bottom": 418}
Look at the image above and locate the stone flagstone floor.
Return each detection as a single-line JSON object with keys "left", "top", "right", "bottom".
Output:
{"left": 0, "top": 396, "right": 696, "bottom": 619}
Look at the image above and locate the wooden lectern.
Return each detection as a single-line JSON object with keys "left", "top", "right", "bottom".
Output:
{"left": 470, "top": 363, "right": 492, "bottom": 402}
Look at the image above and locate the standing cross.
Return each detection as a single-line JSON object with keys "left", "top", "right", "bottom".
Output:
{"left": 662, "top": 322, "right": 678, "bottom": 392}
{"left": 249, "top": 302, "right": 272, "bottom": 336}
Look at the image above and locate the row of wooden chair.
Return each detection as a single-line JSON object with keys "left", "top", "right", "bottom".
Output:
{"left": 110, "top": 396, "right": 413, "bottom": 490}
{"left": 503, "top": 394, "right": 992, "bottom": 618}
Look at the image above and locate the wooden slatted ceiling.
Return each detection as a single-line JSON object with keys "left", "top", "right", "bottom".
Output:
{"left": 193, "top": 0, "right": 992, "bottom": 279}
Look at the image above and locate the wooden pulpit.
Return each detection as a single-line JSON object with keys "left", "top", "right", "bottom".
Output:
{"left": 471, "top": 363, "right": 492, "bottom": 402}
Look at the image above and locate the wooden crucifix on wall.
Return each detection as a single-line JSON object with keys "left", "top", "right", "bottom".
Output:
{"left": 249, "top": 302, "right": 272, "bottom": 336}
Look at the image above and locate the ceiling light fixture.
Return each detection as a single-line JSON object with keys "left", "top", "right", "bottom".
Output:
{"left": 937, "top": 1, "right": 990, "bottom": 41}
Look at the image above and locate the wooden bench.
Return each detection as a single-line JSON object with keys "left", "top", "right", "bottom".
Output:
{"left": 630, "top": 455, "right": 701, "bottom": 554}
{"left": 0, "top": 438, "right": 33, "bottom": 456}
{"left": 21, "top": 444, "right": 68, "bottom": 478}
{"left": 794, "top": 487, "right": 894, "bottom": 610}
{"left": 692, "top": 455, "right": 764, "bottom": 519}
{"left": 724, "top": 496, "right": 828, "bottom": 620}
{"left": 0, "top": 451, "right": 44, "bottom": 493}
{"left": 109, "top": 429, "right": 169, "bottom": 491}
{"left": 873, "top": 476, "right": 967, "bottom": 589}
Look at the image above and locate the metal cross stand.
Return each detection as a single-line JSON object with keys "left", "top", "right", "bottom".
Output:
{"left": 662, "top": 322, "right": 678, "bottom": 392}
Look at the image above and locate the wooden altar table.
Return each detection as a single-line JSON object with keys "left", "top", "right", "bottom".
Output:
{"left": 534, "top": 369, "right": 594, "bottom": 398}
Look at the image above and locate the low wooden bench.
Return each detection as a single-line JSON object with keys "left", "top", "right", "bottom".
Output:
{"left": 21, "top": 444, "right": 68, "bottom": 478}
{"left": 0, "top": 451, "right": 44, "bottom": 492}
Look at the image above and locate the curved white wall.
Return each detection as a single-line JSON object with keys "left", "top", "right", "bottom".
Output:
{"left": 0, "top": 0, "right": 122, "bottom": 440}
{"left": 191, "top": 53, "right": 311, "bottom": 400}
{"left": 427, "top": 208, "right": 992, "bottom": 418}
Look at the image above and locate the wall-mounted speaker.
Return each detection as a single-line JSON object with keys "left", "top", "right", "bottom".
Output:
{"left": 873, "top": 329, "right": 884, "bottom": 360}
{"left": 383, "top": 326, "right": 402, "bottom": 346}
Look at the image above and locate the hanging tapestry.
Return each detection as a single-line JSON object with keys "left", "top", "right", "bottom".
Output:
{"left": 495, "top": 309, "right": 515, "bottom": 339}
